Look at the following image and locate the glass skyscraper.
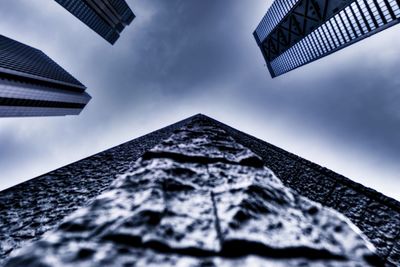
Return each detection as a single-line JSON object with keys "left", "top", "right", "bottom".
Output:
{"left": 0, "top": 35, "right": 91, "bottom": 117}
{"left": 254, "top": 0, "right": 400, "bottom": 77}
{"left": 55, "top": 0, "right": 135, "bottom": 44}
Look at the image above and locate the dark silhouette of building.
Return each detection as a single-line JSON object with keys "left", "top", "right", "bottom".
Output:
{"left": 55, "top": 0, "right": 135, "bottom": 44}
{"left": 0, "top": 35, "right": 90, "bottom": 117}
{"left": 0, "top": 115, "right": 398, "bottom": 266}
{"left": 255, "top": 0, "right": 400, "bottom": 77}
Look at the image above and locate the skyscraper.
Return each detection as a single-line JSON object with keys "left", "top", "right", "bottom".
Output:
{"left": 0, "top": 35, "right": 91, "bottom": 117}
{"left": 0, "top": 115, "right": 398, "bottom": 266}
{"left": 254, "top": 0, "right": 400, "bottom": 77}
{"left": 55, "top": 0, "right": 135, "bottom": 44}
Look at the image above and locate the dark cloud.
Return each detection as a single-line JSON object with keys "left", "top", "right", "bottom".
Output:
{"left": 0, "top": 0, "right": 399, "bottom": 200}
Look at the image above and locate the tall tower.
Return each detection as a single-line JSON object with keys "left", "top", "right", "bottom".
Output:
{"left": 0, "top": 115, "right": 398, "bottom": 266}
{"left": 55, "top": 0, "right": 135, "bottom": 44}
{"left": 0, "top": 35, "right": 90, "bottom": 117}
{"left": 254, "top": 0, "right": 400, "bottom": 77}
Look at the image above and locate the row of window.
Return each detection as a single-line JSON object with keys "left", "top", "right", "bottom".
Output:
{"left": 108, "top": 0, "right": 135, "bottom": 24}
{"left": 0, "top": 96, "right": 86, "bottom": 109}
{"left": 0, "top": 106, "right": 81, "bottom": 117}
{"left": 0, "top": 35, "right": 83, "bottom": 87}
{"left": 86, "top": 0, "right": 130, "bottom": 32}
{"left": 270, "top": 0, "right": 400, "bottom": 76}
{"left": 0, "top": 81, "right": 90, "bottom": 104}
{"left": 255, "top": 0, "right": 299, "bottom": 42}
{"left": 55, "top": 0, "right": 119, "bottom": 43}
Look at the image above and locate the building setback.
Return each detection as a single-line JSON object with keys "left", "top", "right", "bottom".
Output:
{"left": 55, "top": 0, "right": 135, "bottom": 44}
{"left": 254, "top": 0, "right": 400, "bottom": 77}
{"left": 0, "top": 35, "right": 90, "bottom": 117}
{"left": 0, "top": 114, "right": 398, "bottom": 266}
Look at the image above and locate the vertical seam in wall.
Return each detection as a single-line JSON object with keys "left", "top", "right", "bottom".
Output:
{"left": 206, "top": 165, "right": 224, "bottom": 250}
{"left": 211, "top": 191, "right": 223, "bottom": 249}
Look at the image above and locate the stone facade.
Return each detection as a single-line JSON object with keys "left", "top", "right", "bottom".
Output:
{"left": 3, "top": 120, "right": 381, "bottom": 266}
{"left": 0, "top": 115, "right": 194, "bottom": 264}
{"left": 0, "top": 114, "right": 398, "bottom": 266}
{"left": 206, "top": 116, "right": 400, "bottom": 266}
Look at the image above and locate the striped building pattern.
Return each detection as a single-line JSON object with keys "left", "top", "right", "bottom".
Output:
{"left": 0, "top": 35, "right": 91, "bottom": 117}
{"left": 254, "top": 0, "right": 400, "bottom": 77}
{"left": 55, "top": 0, "right": 135, "bottom": 44}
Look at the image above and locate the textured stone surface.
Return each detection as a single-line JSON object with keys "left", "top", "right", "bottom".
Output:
{"left": 1, "top": 114, "right": 398, "bottom": 266}
{"left": 358, "top": 201, "right": 400, "bottom": 258}
{"left": 388, "top": 238, "right": 400, "bottom": 266}
{"left": 145, "top": 125, "right": 264, "bottom": 167}
{"left": 0, "top": 115, "right": 196, "bottom": 264}
{"left": 288, "top": 167, "right": 336, "bottom": 203}
{"left": 206, "top": 115, "right": 400, "bottom": 266}
{"left": 4, "top": 121, "right": 380, "bottom": 266}
{"left": 2, "top": 243, "right": 374, "bottom": 267}
{"left": 324, "top": 185, "right": 371, "bottom": 224}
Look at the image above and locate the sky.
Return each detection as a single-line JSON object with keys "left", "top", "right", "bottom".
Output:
{"left": 0, "top": 0, "right": 399, "bottom": 201}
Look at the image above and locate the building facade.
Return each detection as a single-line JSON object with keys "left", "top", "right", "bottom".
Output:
{"left": 55, "top": 0, "right": 135, "bottom": 44}
{"left": 254, "top": 0, "right": 400, "bottom": 77}
{"left": 0, "top": 114, "right": 398, "bottom": 266}
{"left": 0, "top": 35, "right": 90, "bottom": 117}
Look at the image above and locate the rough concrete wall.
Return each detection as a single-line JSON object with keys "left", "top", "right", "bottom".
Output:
{"left": 0, "top": 115, "right": 195, "bottom": 264}
{"left": 207, "top": 116, "right": 400, "bottom": 266}
{"left": 4, "top": 120, "right": 380, "bottom": 267}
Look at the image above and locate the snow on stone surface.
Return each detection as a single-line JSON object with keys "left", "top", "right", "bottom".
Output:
{"left": 3, "top": 121, "right": 382, "bottom": 266}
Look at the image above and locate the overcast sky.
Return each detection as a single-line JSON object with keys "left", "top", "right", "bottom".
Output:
{"left": 0, "top": 0, "right": 399, "bottom": 201}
